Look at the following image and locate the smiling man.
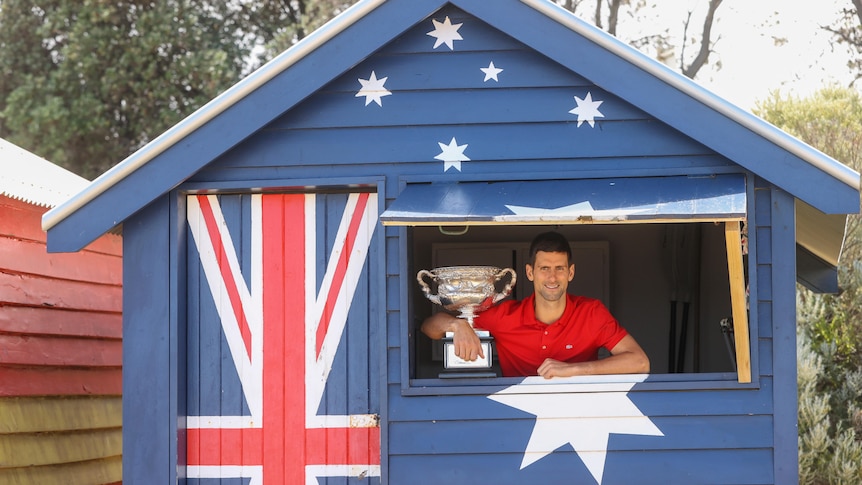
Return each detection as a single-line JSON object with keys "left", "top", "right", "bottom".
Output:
{"left": 421, "top": 231, "right": 650, "bottom": 378}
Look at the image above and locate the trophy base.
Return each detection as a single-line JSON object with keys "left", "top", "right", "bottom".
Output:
{"left": 439, "top": 330, "right": 499, "bottom": 378}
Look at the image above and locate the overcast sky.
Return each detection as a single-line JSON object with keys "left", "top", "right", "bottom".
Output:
{"left": 619, "top": 0, "right": 855, "bottom": 110}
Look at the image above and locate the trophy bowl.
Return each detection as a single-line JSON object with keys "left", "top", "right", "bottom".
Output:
{"left": 417, "top": 265, "right": 517, "bottom": 326}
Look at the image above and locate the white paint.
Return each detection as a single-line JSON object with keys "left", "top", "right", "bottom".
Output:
{"left": 568, "top": 91, "right": 605, "bottom": 127}
{"left": 427, "top": 15, "right": 464, "bottom": 50}
{"left": 435, "top": 137, "right": 471, "bottom": 172}
{"left": 356, "top": 71, "right": 392, "bottom": 106}
{"left": 481, "top": 61, "right": 504, "bottom": 82}
{"left": 489, "top": 380, "right": 663, "bottom": 484}
{"left": 187, "top": 194, "right": 264, "bottom": 425}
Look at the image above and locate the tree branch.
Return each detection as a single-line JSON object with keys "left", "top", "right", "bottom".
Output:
{"left": 682, "top": 0, "right": 723, "bottom": 79}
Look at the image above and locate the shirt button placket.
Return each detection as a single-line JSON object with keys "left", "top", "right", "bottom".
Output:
{"left": 540, "top": 329, "right": 549, "bottom": 356}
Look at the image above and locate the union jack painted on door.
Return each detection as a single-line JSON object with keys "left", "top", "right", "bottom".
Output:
{"left": 184, "top": 191, "right": 381, "bottom": 484}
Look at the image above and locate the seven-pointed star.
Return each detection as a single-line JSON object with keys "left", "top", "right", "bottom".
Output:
{"left": 355, "top": 71, "right": 392, "bottom": 107}
{"left": 434, "top": 137, "right": 470, "bottom": 172}
{"left": 480, "top": 61, "right": 503, "bottom": 82}
{"left": 488, "top": 379, "right": 663, "bottom": 485}
{"left": 568, "top": 91, "right": 605, "bottom": 128}
{"left": 427, "top": 16, "right": 463, "bottom": 50}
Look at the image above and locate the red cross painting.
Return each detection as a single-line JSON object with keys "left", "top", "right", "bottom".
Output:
{"left": 183, "top": 192, "right": 380, "bottom": 484}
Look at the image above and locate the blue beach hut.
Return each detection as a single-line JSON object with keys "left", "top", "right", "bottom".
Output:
{"left": 43, "top": 1, "right": 860, "bottom": 483}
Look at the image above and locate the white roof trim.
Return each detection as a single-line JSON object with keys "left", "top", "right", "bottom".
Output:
{"left": 41, "top": 0, "right": 386, "bottom": 231}
{"left": 522, "top": 0, "right": 860, "bottom": 190}
{"left": 0, "top": 138, "right": 89, "bottom": 208}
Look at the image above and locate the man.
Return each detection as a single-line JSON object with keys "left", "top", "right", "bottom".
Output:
{"left": 421, "top": 231, "right": 649, "bottom": 378}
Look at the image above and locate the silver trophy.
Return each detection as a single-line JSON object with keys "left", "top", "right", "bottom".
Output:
{"left": 417, "top": 266, "right": 516, "bottom": 374}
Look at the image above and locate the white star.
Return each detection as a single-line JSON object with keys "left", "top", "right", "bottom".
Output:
{"left": 502, "top": 201, "right": 649, "bottom": 222}
{"left": 434, "top": 137, "right": 470, "bottom": 172}
{"left": 488, "top": 379, "right": 663, "bottom": 484}
{"left": 480, "top": 61, "right": 503, "bottom": 82}
{"left": 568, "top": 91, "right": 605, "bottom": 127}
{"left": 427, "top": 16, "right": 463, "bottom": 50}
{"left": 355, "top": 71, "right": 392, "bottom": 107}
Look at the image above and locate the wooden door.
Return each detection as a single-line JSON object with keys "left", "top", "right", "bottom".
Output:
{"left": 183, "top": 192, "right": 381, "bottom": 484}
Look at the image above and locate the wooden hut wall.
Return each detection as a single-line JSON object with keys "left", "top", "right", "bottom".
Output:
{"left": 0, "top": 195, "right": 123, "bottom": 484}
{"left": 168, "top": 6, "right": 790, "bottom": 483}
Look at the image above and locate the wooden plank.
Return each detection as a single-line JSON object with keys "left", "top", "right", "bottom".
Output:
{"left": 0, "top": 427, "right": 121, "bottom": 467}
{"left": 1, "top": 196, "right": 123, "bottom": 256}
{"left": 0, "top": 396, "right": 122, "bottom": 433}
{"left": 389, "top": 414, "right": 773, "bottom": 454}
{"left": 122, "top": 197, "right": 178, "bottom": 483}
{"left": 226, "top": 120, "right": 710, "bottom": 169}
{"left": 0, "top": 196, "right": 47, "bottom": 243}
{"left": 0, "top": 455, "right": 122, "bottom": 484}
{"left": 387, "top": 381, "right": 773, "bottom": 422}
{"left": 725, "top": 221, "right": 752, "bottom": 383}
{"left": 0, "top": 306, "right": 122, "bottom": 339}
{"left": 770, "top": 188, "right": 800, "bottom": 483}
{"left": 0, "top": 236, "right": 122, "bottom": 284}
{"left": 321, "top": 48, "right": 591, "bottom": 93}
{"left": 0, "top": 272, "right": 121, "bottom": 312}
{"left": 280, "top": 85, "right": 641, "bottom": 130}
{"left": 388, "top": 447, "right": 773, "bottom": 484}
{"left": 0, "top": 367, "right": 122, "bottom": 397}
{"left": 0, "top": 333, "right": 121, "bottom": 367}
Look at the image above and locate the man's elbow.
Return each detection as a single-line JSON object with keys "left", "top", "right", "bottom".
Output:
{"left": 637, "top": 352, "right": 650, "bottom": 374}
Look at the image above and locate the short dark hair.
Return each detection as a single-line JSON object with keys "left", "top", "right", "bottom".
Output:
{"left": 528, "top": 231, "right": 572, "bottom": 266}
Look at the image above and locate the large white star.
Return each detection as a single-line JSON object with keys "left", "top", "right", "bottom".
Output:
{"left": 568, "top": 91, "right": 605, "bottom": 128}
{"left": 488, "top": 379, "right": 663, "bottom": 484}
{"left": 480, "top": 61, "right": 503, "bottom": 82}
{"left": 355, "top": 71, "right": 391, "bottom": 107}
{"left": 434, "top": 137, "right": 470, "bottom": 172}
{"left": 427, "top": 16, "right": 463, "bottom": 50}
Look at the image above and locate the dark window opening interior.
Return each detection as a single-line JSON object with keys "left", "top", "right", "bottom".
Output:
{"left": 410, "top": 223, "right": 742, "bottom": 380}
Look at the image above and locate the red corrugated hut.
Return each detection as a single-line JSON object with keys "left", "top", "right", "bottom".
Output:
{"left": 0, "top": 138, "right": 123, "bottom": 484}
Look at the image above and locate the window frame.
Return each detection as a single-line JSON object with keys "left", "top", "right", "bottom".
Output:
{"left": 390, "top": 175, "right": 760, "bottom": 396}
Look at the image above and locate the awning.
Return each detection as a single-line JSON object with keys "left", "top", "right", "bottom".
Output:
{"left": 381, "top": 175, "right": 747, "bottom": 226}
{"left": 382, "top": 175, "right": 847, "bottom": 294}
{"left": 796, "top": 200, "right": 848, "bottom": 294}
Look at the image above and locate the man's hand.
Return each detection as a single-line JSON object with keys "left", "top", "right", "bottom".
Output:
{"left": 451, "top": 319, "right": 484, "bottom": 361}
{"left": 537, "top": 335, "right": 650, "bottom": 378}
{"left": 537, "top": 358, "right": 579, "bottom": 378}
{"left": 420, "top": 312, "right": 485, "bottom": 361}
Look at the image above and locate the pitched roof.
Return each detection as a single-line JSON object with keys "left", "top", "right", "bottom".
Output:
{"left": 43, "top": 0, "right": 859, "bottom": 254}
{"left": 0, "top": 137, "right": 89, "bottom": 208}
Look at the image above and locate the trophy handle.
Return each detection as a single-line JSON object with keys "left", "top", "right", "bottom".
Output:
{"left": 492, "top": 268, "right": 517, "bottom": 304}
{"left": 416, "top": 269, "right": 441, "bottom": 305}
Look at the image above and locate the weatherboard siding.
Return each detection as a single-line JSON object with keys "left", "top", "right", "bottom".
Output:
{"left": 185, "top": 6, "right": 785, "bottom": 484}
{"left": 0, "top": 195, "right": 122, "bottom": 484}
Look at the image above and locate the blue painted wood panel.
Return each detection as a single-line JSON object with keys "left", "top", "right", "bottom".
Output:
{"left": 387, "top": 380, "right": 774, "bottom": 421}
{"left": 216, "top": 122, "right": 710, "bottom": 168}
{"left": 389, "top": 415, "right": 773, "bottom": 454}
{"left": 123, "top": 195, "right": 179, "bottom": 484}
{"left": 388, "top": 449, "right": 773, "bottom": 485}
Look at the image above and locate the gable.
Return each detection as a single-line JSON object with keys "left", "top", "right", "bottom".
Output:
{"left": 195, "top": 4, "right": 728, "bottom": 181}
{"left": 44, "top": 0, "right": 859, "bottom": 253}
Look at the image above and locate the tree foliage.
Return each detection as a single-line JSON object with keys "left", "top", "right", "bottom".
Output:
{"left": 755, "top": 87, "right": 862, "bottom": 484}
{"left": 0, "top": 0, "right": 722, "bottom": 178}
{"left": 0, "top": 0, "right": 347, "bottom": 178}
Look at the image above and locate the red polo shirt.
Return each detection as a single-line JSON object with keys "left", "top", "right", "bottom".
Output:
{"left": 473, "top": 293, "right": 628, "bottom": 377}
